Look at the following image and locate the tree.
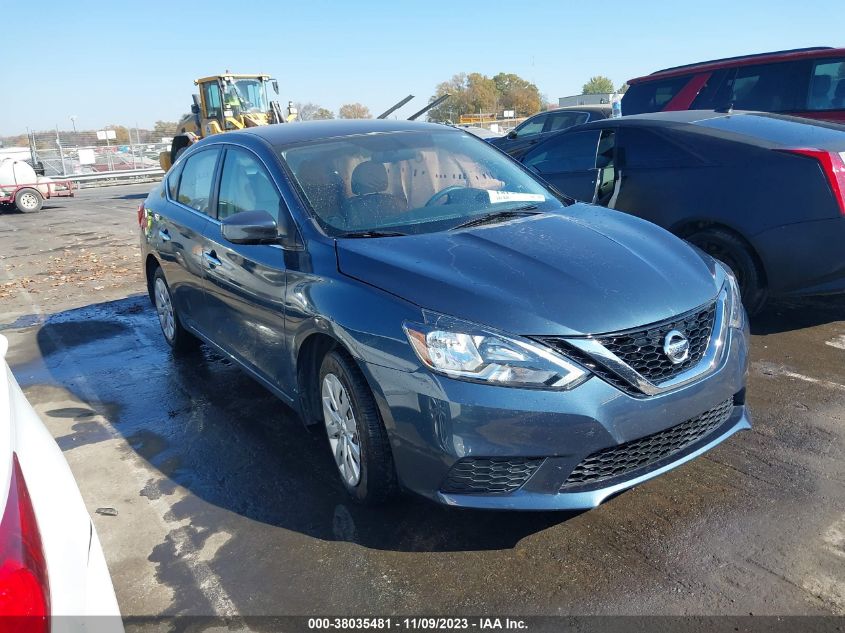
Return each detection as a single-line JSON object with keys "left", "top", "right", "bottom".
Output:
{"left": 153, "top": 120, "right": 180, "bottom": 136}
{"left": 339, "top": 103, "right": 372, "bottom": 119}
{"left": 106, "top": 125, "right": 131, "bottom": 144}
{"left": 617, "top": 83, "right": 629, "bottom": 94}
{"left": 312, "top": 108, "right": 335, "bottom": 120}
{"left": 425, "top": 71, "right": 541, "bottom": 122}
{"left": 582, "top": 76, "right": 615, "bottom": 94}
{"left": 295, "top": 102, "right": 327, "bottom": 121}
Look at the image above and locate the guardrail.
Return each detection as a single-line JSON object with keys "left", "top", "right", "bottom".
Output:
{"left": 63, "top": 168, "right": 164, "bottom": 186}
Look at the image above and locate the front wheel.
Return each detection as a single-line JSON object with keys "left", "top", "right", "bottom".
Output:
{"left": 319, "top": 350, "right": 398, "bottom": 504}
{"left": 152, "top": 267, "right": 197, "bottom": 352}
{"left": 687, "top": 227, "right": 767, "bottom": 315}
{"left": 15, "top": 188, "right": 43, "bottom": 213}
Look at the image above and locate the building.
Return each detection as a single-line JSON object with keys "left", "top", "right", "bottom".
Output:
{"left": 558, "top": 93, "right": 613, "bottom": 107}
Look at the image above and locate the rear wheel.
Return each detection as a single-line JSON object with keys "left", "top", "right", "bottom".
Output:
{"left": 152, "top": 267, "right": 197, "bottom": 352}
{"left": 319, "top": 350, "right": 398, "bottom": 504}
{"left": 687, "top": 227, "right": 767, "bottom": 315}
{"left": 15, "top": 188, "right": 43, "bottom": 213}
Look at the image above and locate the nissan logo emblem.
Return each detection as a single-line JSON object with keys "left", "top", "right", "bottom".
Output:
{"left": 663, "top": 329, "right": 690, "bottom": 365}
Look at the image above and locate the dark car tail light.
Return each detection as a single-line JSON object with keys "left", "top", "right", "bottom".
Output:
{"left": 779, "top": 148, "right": 845, "bottom": 216}
{"left": 137, "top": 202, "right": 146, "bottom": 228}
{"left": 0, "top": 455, "right": 50, "bottom": 632}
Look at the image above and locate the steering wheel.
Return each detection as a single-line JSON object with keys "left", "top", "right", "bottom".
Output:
{"left": 424, "top": 185, "right": 466, "bottom": 207}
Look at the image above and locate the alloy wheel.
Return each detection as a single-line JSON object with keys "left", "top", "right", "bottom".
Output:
{"left": 154, "top": 277, "right": 176, "bottom": 341}
{"left": 321, "top": 373, "right": 362, "bottom": 487}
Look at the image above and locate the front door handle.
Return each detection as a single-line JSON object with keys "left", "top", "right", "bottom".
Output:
{"left": 203, "top": 250, "right": 222, "bottom": 268}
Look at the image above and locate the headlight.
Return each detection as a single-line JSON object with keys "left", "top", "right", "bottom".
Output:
{"left": 720, "top": 264, "right": 745, "bottom": 329}
{"left": 403, "top": 311, "right": 588, "bottom": 390}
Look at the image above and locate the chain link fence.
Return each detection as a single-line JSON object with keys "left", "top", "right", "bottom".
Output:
{"left": 24, "top": 129, "right": 170, "bottom": 178}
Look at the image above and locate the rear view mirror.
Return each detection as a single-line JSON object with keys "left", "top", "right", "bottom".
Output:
{"left": 221, "top": 210, "right": 279, "bottom": 244}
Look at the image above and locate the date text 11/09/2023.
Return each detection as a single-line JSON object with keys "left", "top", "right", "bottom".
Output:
{"left": 307, "top": 618, "right": 528, "bottom": 630}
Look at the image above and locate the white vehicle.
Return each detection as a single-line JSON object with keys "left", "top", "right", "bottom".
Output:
{"left": 0, "top": 334, "right": 122, "bottom": 630}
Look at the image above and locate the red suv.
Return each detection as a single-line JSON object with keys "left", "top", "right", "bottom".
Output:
{"left": 622, "top": 47, "right": 845, "bottom": 123}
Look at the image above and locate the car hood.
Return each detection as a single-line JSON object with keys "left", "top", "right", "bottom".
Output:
{"left": 336, "top": 205, "right": 720, "bottom": 336}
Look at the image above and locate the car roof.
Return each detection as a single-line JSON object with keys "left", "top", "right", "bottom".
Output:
{"left": 575, "top": 110, "right": 845, "bottom": 151}
{"left": 628, "top": 46, "right": 844, "bottom": 83}
{"left": 223, "top": 119, "right": 455, "bottom": 147}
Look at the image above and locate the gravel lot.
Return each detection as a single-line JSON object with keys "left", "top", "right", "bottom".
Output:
{"left": 0, "top": 184, "right": 843, "bottom": 619}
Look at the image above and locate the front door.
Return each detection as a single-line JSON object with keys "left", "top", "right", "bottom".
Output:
{"left": 521, "top": 129, "right": 603, "bottom": 202}
{"left": 201, "top": 146, "right": 292, "bottom": 394}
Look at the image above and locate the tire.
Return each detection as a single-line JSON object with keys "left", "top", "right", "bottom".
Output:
{"left": 687, "top": 227, "right": 767, "bottom": 315}
{"left": 15, "top": 188, "right": 43, "bottom": 213}
{"left": 152, "top": 267, "right": 198, "bottom": 353}
{"left": 319, "top": 350, "right": 398, "bottom": 504}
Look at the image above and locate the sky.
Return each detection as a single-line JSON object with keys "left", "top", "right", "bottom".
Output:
{"left": 2, "top": 0, "right": 843, "bottom": 136}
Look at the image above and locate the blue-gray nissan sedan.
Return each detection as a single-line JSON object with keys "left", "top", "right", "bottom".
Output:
{"left": 139, "top": 119, "right": 751, "bottom": 510}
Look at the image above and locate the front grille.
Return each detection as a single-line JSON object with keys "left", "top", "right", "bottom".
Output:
{"left": 441, "top": 457, "right": 545, "bottom": 494}
{"left": 597, "top": 302, "right": 716, "bottom": 384}
{"left": 561, "top": 397, "right": 734, "bottom": 490}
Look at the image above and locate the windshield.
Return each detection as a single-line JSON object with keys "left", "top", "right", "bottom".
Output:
{"left": 279, "top": 129, "right": 566, "bottom": 236}
{"left": 222, "top": 78, "right": 270, "bottom": 114}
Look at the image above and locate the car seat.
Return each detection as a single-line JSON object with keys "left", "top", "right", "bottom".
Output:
{"left": 346, "top": 161, "right": 407, "bottom": 228}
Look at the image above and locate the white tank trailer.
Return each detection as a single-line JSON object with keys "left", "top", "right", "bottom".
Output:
{"left": 0, "top": 158, "right": 70, "bottom": 212}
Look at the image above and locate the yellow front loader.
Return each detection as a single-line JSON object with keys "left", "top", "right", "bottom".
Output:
{"left": 160, "top": 73, "right": 295, "bottom": 170}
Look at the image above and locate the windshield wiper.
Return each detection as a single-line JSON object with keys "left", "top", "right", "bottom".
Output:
{"left": 450, "top": 206, "right": 541, "bottom": 230}
{"left": 339, "top": 230, "right": 408, "bottom": 239}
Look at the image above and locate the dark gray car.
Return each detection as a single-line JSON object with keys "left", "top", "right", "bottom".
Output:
{"left": 139, "top": 119, "right": 750, "bottom": 510}
{"left": 489, "top": 105, "right": 611, "bottom": 159}
{"left": 519, "top": 110, "right": 845, "bottom": 314}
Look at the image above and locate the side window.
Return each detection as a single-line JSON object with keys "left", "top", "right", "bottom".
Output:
{"left": 545, "top": 111, "right": 590, "bottom": 132}
{"left": 621, "top": 75, "right": 691, "bottom": 115}
{"left": 515, "top": 114, "right": 546, "bottom": 137}
{"left": 166, "top": 160, "right": 185, "bottom": 199}
{"left": 176, "top": 149, "right": 220, "bottom": 214}
{"left": 807, "top": 58, "right": 845, "bottom": 111}
{"left": 217, "top": 147, "right": 282, "bottom": 222}
{"left": 523, "top": 130, "right": 602, "bottom": 174}
{"left": 720, "top": 62, "right": 803, "bottom": 112}
{"left": 202, "top": 82, "right": 222, "bottom": 119}
{"left": 621, "top": 128, "right": 697, "bottom": 169}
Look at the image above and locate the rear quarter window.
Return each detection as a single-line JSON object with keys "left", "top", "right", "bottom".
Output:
{"left": 621, "top": 76, "right": 691, "bottom": 115}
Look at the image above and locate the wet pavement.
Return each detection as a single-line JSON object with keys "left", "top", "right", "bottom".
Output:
{"left": 1, "top": 184, "right": 844, "bottom": 616}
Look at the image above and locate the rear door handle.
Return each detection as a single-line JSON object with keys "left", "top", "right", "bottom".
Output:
{"left": 203, "top": 250, "right": 222, "bottom": 268}
{"left": 159, "top": 228, "right": 171, "bottom": 242}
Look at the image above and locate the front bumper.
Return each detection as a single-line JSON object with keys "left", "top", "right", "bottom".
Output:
{"left": 362, "top": 325, "right": 750, "bottom": 511}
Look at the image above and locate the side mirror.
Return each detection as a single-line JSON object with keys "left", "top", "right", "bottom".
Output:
{"left": 507, "top": 130, "right": 517, "bottom": 140}
{"left": 221, "top": 210, "right": 280, "bottom": 244}
{"left": 272, "top": 80, "right": 279, "bottom": 95}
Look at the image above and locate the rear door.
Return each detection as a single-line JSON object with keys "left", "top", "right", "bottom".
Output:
{"left": 155, "top": 147, "right": 222, "bottom": 335}
{"left": 201, "top": 145, "right": 293, "bottom": 394}
{"left": 521, "top": 129, "right": 603, "bottom": 201}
